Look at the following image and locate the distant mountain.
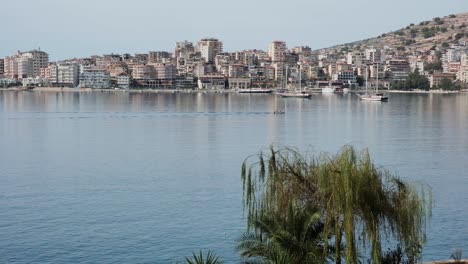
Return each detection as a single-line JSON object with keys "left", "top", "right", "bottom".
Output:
{"left": 316, "top": 12, "right": 468, "bottom": 53}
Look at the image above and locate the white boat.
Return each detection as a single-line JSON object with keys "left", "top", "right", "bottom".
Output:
{"left": 322, "top": 87, "right": 335, "bottom": 93}
{"left": 278, "top": 91, "right": 312, "bottom": 98}
{"left": 238, "top": 88, "right": 273, "bottom": 93}
{"left": 359, "top": 64, "right": 388, "bottom": 102}
{"left": 343, "top": 88, "right": 350, "bottom": 93}
{"left": 359, "top": 93, "right": 389, "bottom": 101}
{"left": 277, "top": 65, "right": 312, "bottom": 98}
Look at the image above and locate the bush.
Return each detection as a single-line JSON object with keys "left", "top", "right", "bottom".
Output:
{"left": 455, "top": 33, "right": 465, "bottom": 40}
{"left": 449, "top": 14, "right": 456, "bottom": 18}
{"left": 442, "top": 42, "right": 449, "bottom": 48}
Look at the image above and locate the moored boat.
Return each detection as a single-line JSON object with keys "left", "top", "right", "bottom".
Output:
{"left": 238, "top": 88, "right": 273, "bottom": 93}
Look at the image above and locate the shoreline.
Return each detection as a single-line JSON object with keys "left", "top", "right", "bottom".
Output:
{"left": 0, "top": 87, "right": 466, "bottom": 94}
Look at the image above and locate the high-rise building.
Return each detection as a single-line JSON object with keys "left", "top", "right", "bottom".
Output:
{"left": 268, "top": 41, "right": 287, "bottom": 63}
{"left": 3, "top": 50, "right": 48, "bottom": 79}
{"left": 174, "top": 41, "right": 195, "bottom": 59}
{"left": 197, "top": 38, "right": 223, "bottom": 63}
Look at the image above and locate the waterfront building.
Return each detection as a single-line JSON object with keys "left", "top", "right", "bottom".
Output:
{"left": 228, "top": 77, "right": 251, "bottom": 89}
{"left": 333, "top": 70, "right": 357, "bottom": 85}
{"left": 197, "top": 75, "right": 225, "bottom": 89}
{"left": 197, "top": 38, "right": 223, "bottom": 63}
{"left": 22, "top": 77, "right": 50, "bottom": 87}
{"left": 0, "top": 58, "right": 4, "bottom": 77}
{"left": 56, "top": 63, "right": 80, "bottom": 87}
{"left": 268, "top": 41, "right": 287, "bottom": 63}
{"left": 429, "top": 73, "right": 456, "bottom": 88}
{"left": 3, "top": 50, "right": 49, "bottom": 79}
{"left": 79, "top": 69, "right": 111, "bottom": 89}
{"left": 116, "top": 74, "right": 131, "bottom": 89}
{"left": 385, "top": 59, "right": 411, "bottom": 81}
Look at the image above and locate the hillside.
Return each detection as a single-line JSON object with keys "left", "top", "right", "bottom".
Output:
{"left": 317, "top": 12, "right": 468, "bottom": 53}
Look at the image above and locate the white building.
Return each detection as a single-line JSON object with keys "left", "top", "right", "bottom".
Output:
{"left": 49, "top": 63, "right": 80, "bottom": 87}
{"left": 228, "top": 77, "right": 251, "bottom": 89}
{"left": 3, "top": 50, "right": 49, "bottom": 79}
{"left": 79, "top": 69, "right": 111, "bottom": 88}
{"left": 268, "top": 41, "right": 287, "bottom": 62}
{"left": 117, "top": 74, "right": 131, "bottom": 89}
{"left": 333, "top": 71, "right": 357, "bottom": 85}
{"left": 197, "top": 38, "right": 223, "bottom": 63}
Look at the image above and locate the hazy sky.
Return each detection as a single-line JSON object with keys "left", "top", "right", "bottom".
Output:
{"left": 1, "top": 0, "right": 467, "bottom": 60}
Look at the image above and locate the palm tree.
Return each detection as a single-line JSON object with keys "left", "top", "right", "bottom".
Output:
{"left": 241, "top": 146, "right": 431, "bottom": 264}
{"left": 237, "top": 206, "right": 329, "bottom": 264}
{"left": 185, "top": 250, "right": 222, "bottom": 264}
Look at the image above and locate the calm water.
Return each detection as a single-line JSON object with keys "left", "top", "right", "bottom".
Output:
{"left": 0, "top": 91, "right": 467, "bottom": 263}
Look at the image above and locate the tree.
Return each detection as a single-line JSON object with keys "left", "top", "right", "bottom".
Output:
{"left": 237, "top": 207, "right": 328, "bottom": 264}
{"left": 424, "top": 61, "right": 443, "bottom": 72}
{"left": 356, "top": 76, "right": 364, "bottom": 87}
{"left": 405, "top": 69, "right": 430, "bottom": 90}
{"left": 241, "top": 146, "right": 432, "bottom": 264}
{"left": 439, "top": 78, "right": 459, "bottom": 91}
{"left": 185, "top": 251, "right": 222, "bottom": 264}
{"left": 455, "top": 33, "right": 465, "bottom": 40}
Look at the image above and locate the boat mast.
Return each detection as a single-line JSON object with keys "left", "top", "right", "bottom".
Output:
{"left": 365, "top": 64, "right": 368, "bottom": 94}
{"left": 376, "top": 62, "right": 379, "bottom": 93}
{"left": 299, "top": 64, "right": 302, "bottom": 91}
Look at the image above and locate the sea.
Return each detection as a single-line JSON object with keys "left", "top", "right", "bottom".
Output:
{"left": 0, "top": 91, "right": 467, "bottom": 263}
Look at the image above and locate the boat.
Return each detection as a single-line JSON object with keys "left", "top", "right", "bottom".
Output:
{"left": 277, "top": 65, "right": 312, "bottom": 98}
{"left": 359, "top": 64, "right": 388, "bottom": 102}
{"left": 322, "top": 87, "right": 335, "bottom": 93}
{"left": 238, "top": 88, "right": 273, "bottom": 93}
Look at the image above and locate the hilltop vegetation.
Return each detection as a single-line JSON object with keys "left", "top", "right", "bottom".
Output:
{"left": 318, "top": 12, "right": 468, "bottom": 54}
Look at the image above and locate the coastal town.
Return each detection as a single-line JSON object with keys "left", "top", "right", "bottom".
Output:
{"left": 1, "top": 14, "right": 467, "bottom": 92}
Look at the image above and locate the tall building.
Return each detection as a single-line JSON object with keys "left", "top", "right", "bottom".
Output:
{"left": 51, "top": 63, "right": 80, "bottom": 87}
{"left": 0, "top": 58, "right": 4, "bottom": 76}
{"left": 3, "top": 50, "right": 48, "bottom": 79}
{"left": 174, "top": 41, "right": 195, "bottom": 59}
{"left": 197, "top": 38, "right": 223, "bottom": 63}
{"left": 268, "top": 41, "right": 287, "bottom": 62}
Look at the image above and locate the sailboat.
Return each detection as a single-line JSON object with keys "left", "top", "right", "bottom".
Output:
{"left": 277, "top": 65, "right": 312, "bottom": 98}
{"left": 359, "top": 63, "right": 388, "bottom": 102}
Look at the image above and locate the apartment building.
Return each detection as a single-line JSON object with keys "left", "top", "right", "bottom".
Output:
{"left": 79, "top": 69, "right": 111, "bottom": 88}
{"left": 3, "top": 50, "right": 48, "bottom": 79}
{"left": 385, "top": 59, "right": 411, "bottom": 81}
{"left": 268, "top": 41, "right": 287, "bottom": 63}
{"left": 197, "top": 38, "right": 223, "bottom": 63}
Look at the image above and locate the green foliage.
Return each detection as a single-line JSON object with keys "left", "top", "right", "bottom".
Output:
{"left": 440, "top": 27, "right": 447, "bottom": 33}
{"left": 381, "top": 33, "right": 387, "bottom": 38}
{"left": 421, "top": 27, "right": 435, "bottom": 38}
{"left": 433, "top": 17, "right": 444, "bottom": 25}
{"left": 395, "top": 31, "right": 405, "bottom": 36}
{"left": 241, "top": 146, "right": 432, "bottom": 264}
{"left": 410, "top": 23, "right": 415, "bottom": 26}
{"left": 449, "top": 14, "right": 456, "bottom": 18}
{"left": 356, "top": 75, "right": 364, "bottom": 87}
{"left": 236, "top": 207, "right": 328, "bottom": 264}
{"left": 439, "top": 78, "right": 459, "bottom": 90}
{"left": 185, "top": 251, "right": 222, "bottom": 264}
{"left": 455, "top": 33, "right": 465, "bottom": 40}
{"left": 395, "top": 69, "right": 430, "bottom": 91}
{"left": 424, "top": 61, "right": 443, "bottom": 72}
{"left": 451, "top": 24, "right": 455, "bottom": 30}
{"left": 442, "top": 42, "right": 449, "bottom": 48}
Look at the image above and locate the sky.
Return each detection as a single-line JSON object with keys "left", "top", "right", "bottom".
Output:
{"left": 1, "top": 0, "right": 467, "bottom": 61}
